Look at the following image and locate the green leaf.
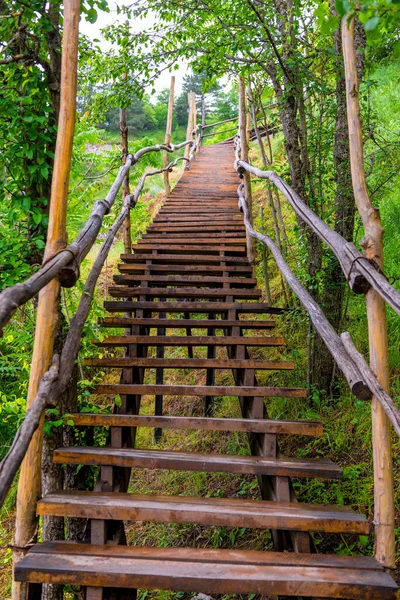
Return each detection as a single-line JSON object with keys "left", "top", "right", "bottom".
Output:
{"left": 86, "top": 8, "right": 98, "bottom": 23}
{"left": 364, "top": 15, "right": 379, "bottom": 31}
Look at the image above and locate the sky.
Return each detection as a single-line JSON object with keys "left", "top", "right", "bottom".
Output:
{"left": 79, "top": 0, "right": 187, "bottom": 94}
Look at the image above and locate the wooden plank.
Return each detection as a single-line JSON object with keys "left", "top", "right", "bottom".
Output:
{"left": 18, "top": 540, "right": 389, "bottom": 568}
{"left": 112, "top": 275, "right": 257, "bottom": 287}
{"left": 53, "top": 447, "right": 342, "bottom": 479}
{"left": 37, "top": 492, "right": 368, "bottom": 534}
{"left": 108, "top": 287, "right": 261, "bottom": 300}
{"left": 104, "top": 301, "right": 287, "bottom": 315}
{"left": 120, "top": 254, "right": 250, "bottom": 264}
{"left": 64, "top": 414, "right": 321, "bottom": 435}
{"left": 137, "top": 238, "right": 247, "bottom": 245}
{"left": 16, "top": 547, "right": 397, "bottom": 599}
{"left": 95, "top": 335, "right": 285, "bottom": 347}
{"left": 99, "top": 318, "right": 276, "bottom": 329}
{"left": 85, "top": 357, "right": 293, "bottom": 369}
{"left": 95, "top": 384, "right": 307, "bottom": 398}
{"left": 118, "top": 264, "right": 252, "bottom": 274}
{"left": 131, "top": 245, "right": 246, "bottom": 254}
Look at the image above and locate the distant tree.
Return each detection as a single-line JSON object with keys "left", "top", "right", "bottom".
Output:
{"left": 153, "top": 88, "right": 170, "bottom": 129}
{"left": 214, "top": 86, "right": 239, "bottom": 120}
{"left": 174, "top": 91, "right": 190, "bottom": 126}
{"left": 182, "top": 71, "right": 221, "bottom": 125}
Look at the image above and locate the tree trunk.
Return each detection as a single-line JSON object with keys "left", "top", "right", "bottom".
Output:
{"left": 312, "top": 15, "right": 365, "bottom": 395}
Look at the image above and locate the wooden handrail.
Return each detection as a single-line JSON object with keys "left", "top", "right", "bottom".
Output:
{"left": 234, "top": 141, "right": 400, "bottom": 317}
{"left": 236, "top": 183, "right": 400, "bottom": 436}
{"left": 0, "top": 155, "right": 188, "bottom": 509}
{"left": 0, "top": 139, "right": 193, "bottom": 332}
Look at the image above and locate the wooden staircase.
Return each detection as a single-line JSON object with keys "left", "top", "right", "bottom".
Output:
{"left": 15, "top": 143, "right": 397, "bottom": 599}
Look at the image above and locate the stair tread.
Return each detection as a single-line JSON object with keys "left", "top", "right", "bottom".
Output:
{"left": 118, "top": 265, "right": 253, "bottom": 274}
{"left": 95, "top": 335, "right": 285, "bottom": 346}
{"left": 108, "top": 287, "right": 261, "bottom": 299}
{"left": 53, "top": 447, "right": 342, "bottom": 479}
{"left": 104, "top": 301, "right": 287, "bottom": 314}
{"left": 66, "top": 413, "right": 322, "bottom": 435}
{"left": 37, "top": 491, "right": 369, "bottom": 533}
{"left": 95, "top": 383, "right": 307, "bottom": 398}
{"left": 15, "top": 542, "right": 397, "bottom": 599}
{"left": 85, "top": 357, "right": 291, "bottom": 369}
{"left": 120, "top": 253, "right": 251, "bottom": 264}
{"left": 99, "top": 317, "right": 276, "bottom": 328}
{"left": 113, "top": 275, "right": 257, "bottom": 286}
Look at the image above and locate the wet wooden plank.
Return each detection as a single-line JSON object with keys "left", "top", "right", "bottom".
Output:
{"left": 64, "top": 414, "right": 321, "bottom": 436}
{"left": 94, "top": 384, "right": 307, "bottom": 398}
{"left": 94, "top": 335, "right": 285, "bottom": 347}
{"left": 53, "top": 447, "right": 342, "bottom": 479}
{"left": 99, "top": 318, "right": 276, "bottom": 329}
{"left": 37, "top": 492, "right": 368, "bottom": 534}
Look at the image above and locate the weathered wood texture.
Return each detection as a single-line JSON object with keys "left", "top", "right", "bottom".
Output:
{"left": 342, "top": 18, "right": 395, "bottom": 568}
{"left": 16, "top": 543, "right": 397, "bottom": 599}
{"left": 12, "top": 4, "right": 80, "bottom": 598}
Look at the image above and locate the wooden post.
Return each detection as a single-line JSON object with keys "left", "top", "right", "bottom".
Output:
{"left": 238, "top": 77, "right": 254, "bottom": 265}
{"left": 192, "top": 91, "right": 197, "bottom": 131}
{"left": 12, "top": 1, "right": 80, "bottom": 598}
{"left": 183, "top": 91, "right": 194, "bottom": 168}
{"left": 163, "top": 76, "right": 175, "bottom": 196}
{"left": 342, "top": 17, "right": 395, "bottom": 569}
{"left": 120, "top": 73, "right": 131, "bottom": 254}
{"left": 259, "top": 206, "right": 272, "bottom": 304}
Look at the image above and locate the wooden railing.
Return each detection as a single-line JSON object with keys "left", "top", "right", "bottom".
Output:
{"left": 234, "top": 32, "right": 398, "bottom": 567}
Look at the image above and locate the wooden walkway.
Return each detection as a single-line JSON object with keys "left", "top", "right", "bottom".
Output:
{"left": 15, "top": 144, "right": 397, "bottom": 599}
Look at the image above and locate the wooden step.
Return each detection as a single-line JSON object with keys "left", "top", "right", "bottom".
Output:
{"left": 118, "top": 264, "right": 252, "bottom": 274}
{"left": 108, "top": 287, "right": 262, "bottom": 300}
{"left": 120, "top": 253, "right": 250, "bottom": 264}
{"left": 99, "top": 317, "right": 276, "bottom": 329}
{"left": 53, "top": 447, "right": 342, "bottom": 479}
{"left": 143, "top": 232, "right": 246, "bottom": 239}
{"left": 37, "top": 491, "right": 368, "bottom": 534}
{"left": 112, "top": 275, "right": 257, "bottom": 287}
{"left": 95, "top": 384, "right": 307, "bottom": 399}
{"left": 95, "top": 335, "right": 285, "bottom": 347}
{"left": 147, "top": 225, "right": 246, "bottom": 233}
{"left": 131, "top": 245, "right": 246, "bottom": 254}
{"left": 66, "top": 413, "right": 321, "bottom": 435}
{"left": 137, "top": 237, "right": 247, "bottom": 245}
{"left": 16, "top": 542, "right": 396, "bottom": 599}
{"left": 85, "top": 357, "right": 292, "bottom": 369}
{"left": 104, "top": 301, "right": 286, "bottom": 315}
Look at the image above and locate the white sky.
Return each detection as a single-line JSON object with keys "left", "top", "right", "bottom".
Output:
{"left": 80, "top": 1, "right": 187, "bottom": 94}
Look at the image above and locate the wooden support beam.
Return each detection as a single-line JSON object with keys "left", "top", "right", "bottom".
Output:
{"left": 238, "top": 77, "right": 254, "bottom": 266}
{"left": 120, "top": 73, "right": 131, "bottom": 254}
{"left": 163, "top": 76, "right": 175, "bottom": 196}
{"left": 342, "top": 17, "right": 395, "bottom": 569}
{"left": 12, "top": 1, "right": 80, "bottom": 599}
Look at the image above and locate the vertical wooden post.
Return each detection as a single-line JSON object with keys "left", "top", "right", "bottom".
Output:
{"left": 342, "top": 17, "right": 395, "bottom": 569}
{"left": 163, "top": 76, "right": 175, "bottom": 196}
{"left": 238, "top": 77, "right": 254, "bottom": 265}
{"left": 120, "top": 73, "right": 131, "bottom": 254}
{"left": 184, "top": 91, "right": 194, "bottom": 167}
{"left": 259, "top": 206, "right": 272, "bottom": 304}
{"left": 12, "top": 2, "right": 80, "bottom": 598}
{"left": 192, "top": 91, "right": 197, "bottom": 132}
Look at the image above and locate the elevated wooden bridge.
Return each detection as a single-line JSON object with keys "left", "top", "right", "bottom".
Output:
{"left": 14, "top": 143, "right": 397, "bottom": 599}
